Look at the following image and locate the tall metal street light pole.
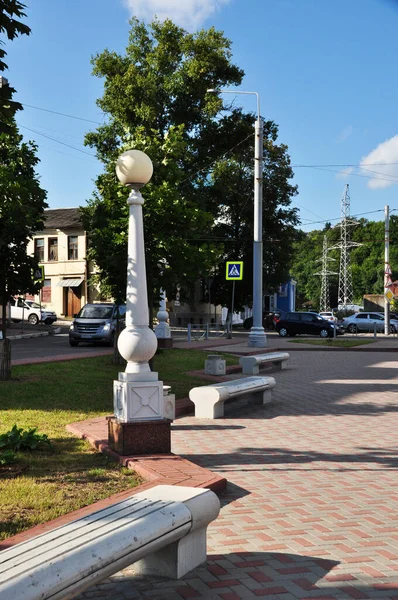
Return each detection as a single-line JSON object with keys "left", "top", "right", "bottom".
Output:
{"left": 207, "top": 89, "right": 267, "bottom": 347}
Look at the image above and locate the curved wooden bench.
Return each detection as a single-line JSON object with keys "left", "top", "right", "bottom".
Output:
{"left": 239, "top": 352, "right": 290, "bottom": 375}
{"left": 189, "top": 376, "right": 276, "bottom": 419}
{"left": 0, "top": 485, "right": 220, "bottom": 600}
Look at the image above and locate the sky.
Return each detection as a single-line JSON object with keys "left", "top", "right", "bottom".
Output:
{"left": 4, "top": 0, "right": 398, "bottom": 232}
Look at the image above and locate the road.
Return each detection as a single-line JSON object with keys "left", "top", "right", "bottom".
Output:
{"left": 10, "top": 329, "right": 113, "bottom": 363}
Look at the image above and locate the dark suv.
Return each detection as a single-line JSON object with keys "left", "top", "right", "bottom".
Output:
{"left": 275, "top": 312, "right": 339, "bottom": 338}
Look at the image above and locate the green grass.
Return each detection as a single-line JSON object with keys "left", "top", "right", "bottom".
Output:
{"left": 0, "top": 349, "right": 237, "bottom": 539}
{"left": 289, "top": 338, "right": 374, "bottom": 348}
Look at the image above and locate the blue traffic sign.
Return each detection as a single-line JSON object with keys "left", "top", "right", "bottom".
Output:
{"left": 226, "top": 261, "right": 243, "bottom": 280}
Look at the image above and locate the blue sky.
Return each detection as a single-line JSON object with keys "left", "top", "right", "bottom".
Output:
{"left": 4, "top": 0, "right": 398, "bottom": 231}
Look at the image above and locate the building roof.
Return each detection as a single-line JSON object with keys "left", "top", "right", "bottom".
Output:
{"left": 44, "top": 208, "right": 83, "bottom": 230}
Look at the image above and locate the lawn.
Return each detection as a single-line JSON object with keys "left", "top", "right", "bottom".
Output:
{"left": 0, "top": 348, "right": 237, "bottom": 539}
{"left": 289, "top": 338, "right": 374, "bottom": 348}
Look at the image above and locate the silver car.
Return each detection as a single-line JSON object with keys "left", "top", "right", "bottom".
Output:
{"left": 342, "top": 312, "right": 398, "bottom": 333}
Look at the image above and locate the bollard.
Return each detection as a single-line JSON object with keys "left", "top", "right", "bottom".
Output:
{"left": 373, "top": 323, "right": 377, "bottom": 340}
{"left": 187, "top": 322, "right": 191, "bottom": 342}
{"left": 205, "top": 323, "right": 209, "bottom": 340}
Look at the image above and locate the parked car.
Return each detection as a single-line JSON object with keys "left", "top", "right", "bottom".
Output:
{"left": 69, "top": 303, "right": 126, "bottom": 347}
{"left": 9, "top": 297, "right": 57, "bottom": 325}
{"left": 319, "top": 311, "right": 337, "bottom": 323}
{"left": 341, "top": 312, "right": 398, "bottom": 333}
{"left": 275, "top": 311, "right": 341, "bottom": 338}
{"left": 243, "top": 312, "right": 281, "bottom": 331}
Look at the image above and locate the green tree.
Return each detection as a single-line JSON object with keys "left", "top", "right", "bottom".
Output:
{"left": 0, "top": 0, "right": 30, "bottom": 133}
{"left": 0, "top": 121, "right": 48, "bottom": 342}
{"left": 291, "top": 216, "right": 398, "bottom": 310}
{"left": 83, "top": 18, "right": 298, "bottom": 315}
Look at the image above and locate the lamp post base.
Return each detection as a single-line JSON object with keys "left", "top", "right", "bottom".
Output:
{"left": 107, "top": 417, "right": 171, "bottom": 455}
{"left": 248, "top": 327, "right": 268, "bottom": 348}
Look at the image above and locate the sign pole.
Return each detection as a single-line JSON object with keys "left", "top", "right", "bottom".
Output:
{"left": 229, "top": 280, "right": 236, "bottom": 339}
{"left": 385, "top": 205, "right": 390, "bottom": 335}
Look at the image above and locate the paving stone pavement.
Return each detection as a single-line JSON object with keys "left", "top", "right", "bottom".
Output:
{"left": 77, "top": 350, "right": 398, "bottom": 600}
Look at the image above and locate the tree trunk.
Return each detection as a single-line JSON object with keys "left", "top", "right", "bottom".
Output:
{"left": 0, "top": 339, "right": 11, "bottom": 381}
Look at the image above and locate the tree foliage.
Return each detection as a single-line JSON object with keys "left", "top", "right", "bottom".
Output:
{"left": 0, "top": 0, "right": 31, "bottom": 132}
{"left": 291, "top": 216, "right": 398, "bottom": 310}
{"left": 0, "top": 121, "right": 48, "bottom": 339}
{"left": 83, "top": 18, "right": 298, "bottom": 312}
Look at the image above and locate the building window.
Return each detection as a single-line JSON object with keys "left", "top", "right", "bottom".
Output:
{"left": 42, "top": 279, "right": 51, "bottom": 303}
{"left": 68, "top": 236, "right": 78, "bottom": 260}
{"left": 34, "top": 238, "right": 44, "bottom": 262}
{"left": 48, "top": 238, "right": 58, "bottom": 261}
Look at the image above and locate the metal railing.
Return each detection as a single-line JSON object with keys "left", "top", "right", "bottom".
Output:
{"left": 186, "top": 323, "right": 231, "bottom": 341}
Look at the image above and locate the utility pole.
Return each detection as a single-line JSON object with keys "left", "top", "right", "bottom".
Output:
{"left": 314, "top": 235, "right": 337, "bottom": 312}
{"left": 384, "top": 205, "right": 390, "bottom": 335}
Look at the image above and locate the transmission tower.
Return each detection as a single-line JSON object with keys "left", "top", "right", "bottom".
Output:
{"left": 332, "top": 184, "right": 361, "bottom": 308}
{"left": 314, "top": 235, "right": 337, "bottom": 311}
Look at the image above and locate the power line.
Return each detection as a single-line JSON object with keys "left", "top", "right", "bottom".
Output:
{"left": 20, "top": 125, "right": 98, "bottom": 158}
{"left": 21, "top": 103, "right": 102, "bottom": 125}
{"left": 301, "top": 208, "right": 385, "bottom": 227}
{"left": 293, "top": 161, "right": 398, "bottom": 167}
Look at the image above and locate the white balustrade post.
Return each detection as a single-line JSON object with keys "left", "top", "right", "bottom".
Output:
{"left": 155, "top": 289, "right": 173, "bottom": 347}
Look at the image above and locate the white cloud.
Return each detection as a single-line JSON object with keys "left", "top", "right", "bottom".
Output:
{"left": 123, "top": 0, "right": 232, "bottom": 30}
{"left": 337, "top": 125, "right": 353, "bottom": 143}
{"left": 360, "top": 135, "right": 398, "bottom": 189}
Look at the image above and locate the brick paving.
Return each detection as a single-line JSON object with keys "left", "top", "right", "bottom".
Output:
{"left": 71, "top": 349, "right": 398, "bottom": 600}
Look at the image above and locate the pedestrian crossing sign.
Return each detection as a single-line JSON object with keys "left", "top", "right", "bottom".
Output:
{"left": 226, "top": 261, "right": 243, "bottom": 280}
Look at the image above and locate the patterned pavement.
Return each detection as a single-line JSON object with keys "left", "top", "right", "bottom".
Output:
{"left": 76, "top": 349, "right": 398, "bottom": 600}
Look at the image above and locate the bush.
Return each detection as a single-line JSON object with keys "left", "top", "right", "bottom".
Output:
{"left": 0, "top": 425, "right": 53, "bottom": 452}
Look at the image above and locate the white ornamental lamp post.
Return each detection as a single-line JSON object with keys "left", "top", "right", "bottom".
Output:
{"left": 108, "top": 150, "right": 174, "bottom": 455}
{"left": 207, "top": 89, "right": 267, "bottom": 347}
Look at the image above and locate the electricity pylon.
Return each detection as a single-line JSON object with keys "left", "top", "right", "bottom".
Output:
{"left": 314, "top": 235, "right": 337, "bottom": 312}
{"left": 331, "top": 184, "right": 361, "bottom": 308}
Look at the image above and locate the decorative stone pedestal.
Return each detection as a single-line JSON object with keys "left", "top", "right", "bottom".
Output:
{"left": 107, "top": 417, "right": 171, "bottom": 455}
{"left": 205, "top": 354, "right": 226, "bottom": 375}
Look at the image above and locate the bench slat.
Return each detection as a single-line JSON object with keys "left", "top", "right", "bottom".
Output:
{"left": 190, "top": 376, "right": 276, "bottom": 418}
{"left": 239, "top": 352, "right": 290, "bottom": 375}
{"left": 0, "top": 497, "right": 178, "bottom": 573}
{"left": 0, "top": 502, "right": 192, "bottom": 600}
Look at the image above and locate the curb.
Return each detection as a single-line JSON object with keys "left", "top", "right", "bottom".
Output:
{"left": 6, "top": 326, "right": 62, "bottom": 341}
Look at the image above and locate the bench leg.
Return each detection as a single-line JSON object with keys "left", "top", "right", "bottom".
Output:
{"left": 193, "top": 400, "right": 224, "bottom": 419}
{"left": 272, "top": 361, "right": 284, "bottom": 370}
{"left": 242, "top": 365, "right": 259, "bottom": 375}
{"left": 248, "top": 389, "right": 272, "bottom": 406}
{"left": 133, "top": 527, "right": 207, "bottom": 579}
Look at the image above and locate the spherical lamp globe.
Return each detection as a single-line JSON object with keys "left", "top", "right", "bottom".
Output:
{"left": 115, "top": 149, "right": 153, "bottom": 186}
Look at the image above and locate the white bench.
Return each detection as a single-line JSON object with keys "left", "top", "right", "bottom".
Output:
{"left": 189, "top": 376, "right": 276, "bottom": 419}
{"left": 239, "top": 352, "right": 290, "bottom": 375}
{"left": 0, "top": 485, "right": 220, "bottom": 600}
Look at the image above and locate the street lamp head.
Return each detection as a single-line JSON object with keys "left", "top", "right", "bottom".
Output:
{"left": 116, "top": 149, "right": 153, "bottom": 187}
{"left": 207, "top": 88, "right": 217, "bottom": 93}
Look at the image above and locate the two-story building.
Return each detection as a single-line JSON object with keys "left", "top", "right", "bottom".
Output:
{"left": 26, "top": 208, "right": 92, "bottom": 317}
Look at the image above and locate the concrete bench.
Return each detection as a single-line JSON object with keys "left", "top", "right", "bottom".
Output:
{"left": 189, "top": 376, "right": 276, "bottom": 419}
{"left": 0, "top": 485, "right": 220, "bottom": 600}
{"left": 239, "top": 352, "right": 290, "bottom": 375}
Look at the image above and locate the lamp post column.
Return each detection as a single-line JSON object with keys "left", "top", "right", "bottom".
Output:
{"left": 108, "top": 150, "right": 174, "bottom": 456}
{"left": 248, "top": 116, "right": 267, "bottom": 347}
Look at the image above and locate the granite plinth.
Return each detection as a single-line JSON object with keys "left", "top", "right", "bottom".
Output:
{"left": 157, "top": 338, "right": 174, "bottom": 349}
{"left": 107, "top": 417, "right": 171, "bottom": 455}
